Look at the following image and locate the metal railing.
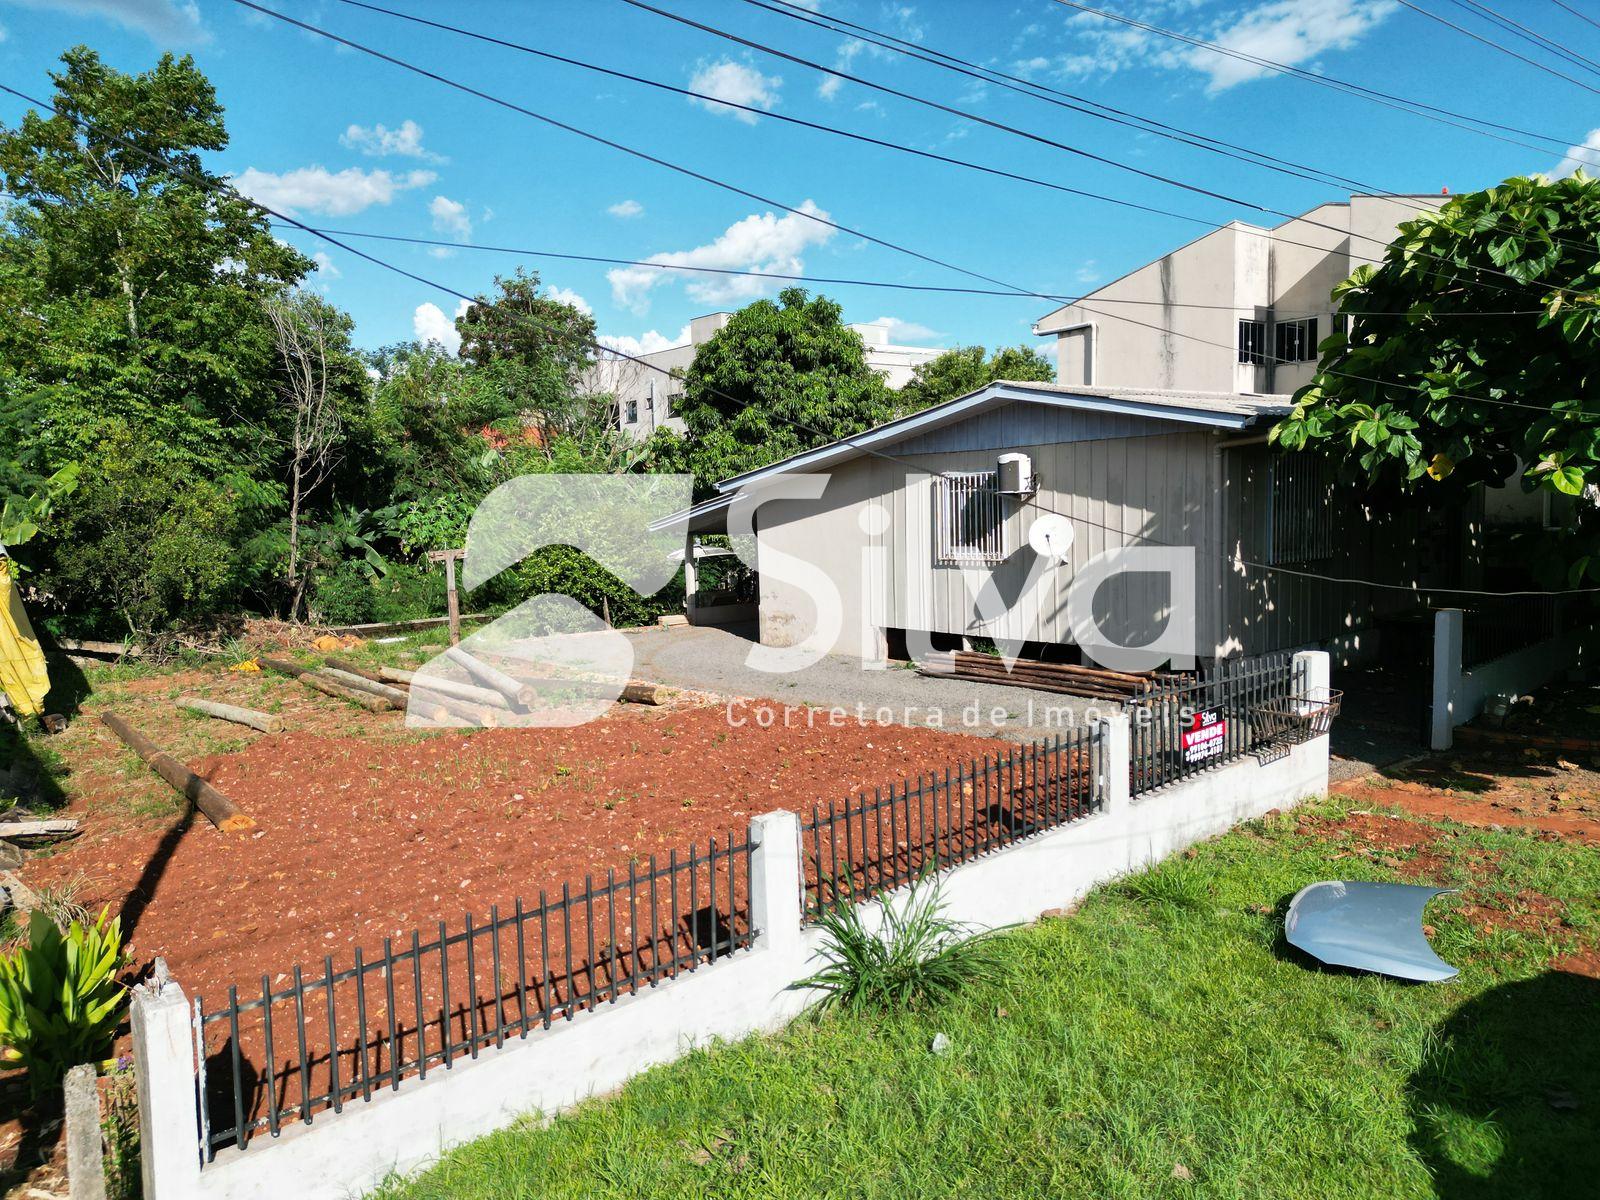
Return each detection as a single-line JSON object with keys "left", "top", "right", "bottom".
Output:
{"left": 1461, "top": 595, "right": 1560, "bottom": 669}
{"left": 797, "top": 730, "right": 1102, "bottom": 916}
{"left": 195, "top": 831, "right": 754, "bottom": 1160}
{"left": 1128, "top": 652, "right": 1304, "bottom": 795}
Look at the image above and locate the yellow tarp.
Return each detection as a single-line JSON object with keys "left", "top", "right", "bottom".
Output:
{"left": 0, "top": 558, "right": 49, "bottom": 718}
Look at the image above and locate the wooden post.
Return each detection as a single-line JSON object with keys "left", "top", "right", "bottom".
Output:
{"left": 99, "top": 713, "right": 256, "bottom": 832}
{"left": 176, "top": 697, "right": 281, "bottom": 734}
{"left": 427, "top": 549, "right": 466, "bottom": 647}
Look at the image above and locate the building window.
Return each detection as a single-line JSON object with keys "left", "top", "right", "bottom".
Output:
{"left": 1238, "top": 319, "right": 1266, "bottom": 366}
{"left": 935, "top": 471, "right": 1006, "bottom": 565}
{"left": 624, "top": 398, "right": 638, "bottom": 425}
{"left": 1274, "top": 317, "right": 1319, "bottom": 363}
{"left": 1266, "top": 454, "right": 1335, "bottom": 565}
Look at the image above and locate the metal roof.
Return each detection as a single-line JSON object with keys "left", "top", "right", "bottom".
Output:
{"left": 713, "top": 380, "right": 1294, "bottom": 494}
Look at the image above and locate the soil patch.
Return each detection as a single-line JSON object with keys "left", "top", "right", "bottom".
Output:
{"left": 20, "top": 702, "right": 999, "bottom": 1009}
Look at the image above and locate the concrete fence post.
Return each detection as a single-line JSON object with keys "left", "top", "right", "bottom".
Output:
{"left": 1095, "top": 712, "right": 1131, "bottom": 815}
{"left": 1431, "top": 608, "right": 1464, "bottom": 751}
{"left": 1292, "top": 649, "right": 1331, "bottom": 702}
{"left": 748, "top": 810, "right": 804, "bottom": 957}
{"left": 130, "top": 959, "right": 202, "bottom": 1200}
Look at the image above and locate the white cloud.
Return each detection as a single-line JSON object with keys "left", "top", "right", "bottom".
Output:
{"left": 413, "top": 298, "right": 471, "bottom": 355}
{"left": 1548, "top": 128, "right": 1600, "bottom": 179}
{"left": 598, "top": 325, "right": 694, "bottom": 357}
{"left": 1075, "top": 261, "right": 1101, "bottom": 285}
{"left": 1192, "top": 0, "right": 1399, "bottom": 91}
{"left": 339, "top": 119, "right": 443, "bottom": 162}
{"left": 1042, "top": 0, "right": 1397, "bottom": 93}
{"left": 429, "top": 195, "right": 473, "bottom": 242}
{"left": 546, "top": 286, "right": 593, "bottom": 315}
{"left": 607, "top": 199, "right": 645, "bottom": 218}
{"left": 312, "top": 251, "right": 341, "bottom": 279}
{"left": 606, "top": 200, "right": 836, "bottom": 312}
{"left": 818, "top": 40, "right": 863, "bottom": 100}
{"left": 861, "top": 316, "right": 940, "bottom": 342}
{"left": 11, "top": 0, "right": 205, "bottom": 44}
{"left": 234, "top": 166, "right": 435, "bottom": 216}
{"left": 688, "top": 60, "right": 782, "bottom": 123}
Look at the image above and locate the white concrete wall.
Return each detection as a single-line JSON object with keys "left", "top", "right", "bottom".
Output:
{"left": 135, "top": 672, "right": 1330, "bottom": 1200}
{"left": 1429, "top": 608, "right": 1581, "bottom": 750}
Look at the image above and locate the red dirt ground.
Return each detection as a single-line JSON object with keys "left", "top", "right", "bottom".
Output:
{"left": 21, "top": 702, "right": 1001, "bottom": 1010}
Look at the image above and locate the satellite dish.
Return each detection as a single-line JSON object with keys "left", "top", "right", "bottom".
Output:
{"left": 1028, "top": 513, "right": 1074, "bottom": 562}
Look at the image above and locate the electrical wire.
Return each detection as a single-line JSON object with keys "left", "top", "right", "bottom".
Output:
{"left": 616, "top": 0, "right": 1598, "bottom": 284}
{"left": 1549, "top": 0, "right": 1600, "bottom": 36}
{"left": 2, "top": 80, "right": 1595, "bottom": 597}
{"left": 291, "top": 224, "right": 1549, "bottom": 318}
{"left": 1050, "top": 0, "right": 1600, "bottom": 160}
{"left": 1395, "top": 0, "right": 1600, "bottom": 93}
{"left": 745, "top": 0, "right": 1600, "bottom": 253}
{"left": 1445, "top": 0, "right": 1600, "bottom": 76}
{"left": 228, "top": 0, "right": 1594, "bottom": 417}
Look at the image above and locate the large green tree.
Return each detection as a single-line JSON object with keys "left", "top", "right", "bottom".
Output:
{"left": 895, "top": 344, "right": 1055, "bottom": 415}
{"left": 1272, "top": 174, "right": 1600, "bottom": 581}
{"left": 0, "top": 48, "right": 310, "bottom": 630}
{"left": 671, "top": 288, "right": 895, "bottom": 489}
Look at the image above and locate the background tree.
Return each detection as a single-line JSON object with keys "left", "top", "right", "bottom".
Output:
{"left": 895, "top": 344, "right": 1055, "bottom": 415}
{"left": 456, "top": 268, "right": 601, "bottom": 447}
{"left": 1272, "top": 173, "right": 1600, "bottom": 582}
{"left": 672, "top": 288, "right": 894, "bottom": 490}
{"left": 264, "top": 291, "right": 363, "bottom": 618}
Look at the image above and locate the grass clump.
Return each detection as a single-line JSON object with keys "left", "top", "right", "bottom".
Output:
{"left": 800, "top": 876, "right": 1008, "bottom": 1014}
{"left": 1121, "top": 852, "right": 1212, "bottom": 912}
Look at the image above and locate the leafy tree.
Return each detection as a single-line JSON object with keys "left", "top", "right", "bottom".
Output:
{"left": 1271, "top": 174, "right": 1600, "bottom": 582}
{"left": 456, "top": 268, "right": 601, "bottom": 445}
{"left": 895, "top": 344, "right": 1055, "bottom": 414}
{"left": 673, "top": 288, "right": 895, "bottom": 489}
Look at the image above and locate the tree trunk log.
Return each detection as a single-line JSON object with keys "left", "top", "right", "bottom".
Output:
{"left": 99, "top": 712, "right": 256, "bottom": 832}
{"left": 177, "top": 697, "right": 281, "bottom": 734}
{"left": 444, "top": 646, "right": 536, "bottom": 708}
{"left": 259, "top": 658, "right": 396, "bottom": 712}
{"left": 320, "top": 668, "right": 410, "bottom": 706}
{"left": 374, "top": 667, "right": 512, "bottom": 710}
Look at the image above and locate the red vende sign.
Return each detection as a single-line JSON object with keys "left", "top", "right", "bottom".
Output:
{"left": 1180, "top": 708, "right": 1227, "bottom": 763}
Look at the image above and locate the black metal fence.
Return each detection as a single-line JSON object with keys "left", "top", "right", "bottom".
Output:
{"left": 798, "top": 729, "right": 1102, "bottom": 916}
{"left": 195, "top": 831, "right": 754, "bottom": 1159}
{"left": 1461, "top": 596, "right": 1560, "bottom": 669}
{"left": 1128, "top": 652, "right": 1305, "bottom": 795}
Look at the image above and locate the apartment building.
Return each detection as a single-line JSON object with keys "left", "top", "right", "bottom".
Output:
{"left": 1033, "top": 194, "right": 1446, "bottom": 396}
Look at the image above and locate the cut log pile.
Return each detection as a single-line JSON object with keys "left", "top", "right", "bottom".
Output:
{"left": 917, "top": 651, "right": 1168, "bottom": 701}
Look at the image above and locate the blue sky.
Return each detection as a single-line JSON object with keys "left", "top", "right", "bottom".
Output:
{"left": 3, "top": 0, "right": 1598, "bottom": 362}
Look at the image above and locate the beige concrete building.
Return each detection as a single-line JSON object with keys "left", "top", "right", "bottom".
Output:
{"left": 592, "top": 313, "right": 943, "bottom": 440}
{"left": 1033, "top": 194, "right": 1445, "bottom": 397}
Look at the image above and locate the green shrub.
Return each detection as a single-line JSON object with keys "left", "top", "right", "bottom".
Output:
{"left": 800, "top": 877, "right": 1009, "bottom": 1014}
{"left": 369, "top": 561, "right": 446, "bottom": 623}
{"left": 0, "top": 908, "right": 128, "bottom": 1094}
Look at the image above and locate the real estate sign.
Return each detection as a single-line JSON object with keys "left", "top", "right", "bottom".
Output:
{"left": 1181, "top": 708, "right": 1227, "bottom": 764}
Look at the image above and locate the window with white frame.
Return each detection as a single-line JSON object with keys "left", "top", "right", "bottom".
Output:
{"left": 935, "top": 471, "right": 1006, "bottom": 564}
{"left": 1238, "top": 319, "right": 1266, "bottom": 365}
{"left": 1266, "top": 453, "right": 1335, "bottom": 564}
{"left": 624, "top": 397, "right": 638, "bottom": 424}
{"left": 1274, "top": 317, "right": 1319, "bottom": 363}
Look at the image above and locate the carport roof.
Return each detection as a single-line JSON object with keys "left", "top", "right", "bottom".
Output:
{"left": 712, "top": 380, "right": 1294, "bottom": 494}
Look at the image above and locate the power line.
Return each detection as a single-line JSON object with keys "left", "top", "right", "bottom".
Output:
{"left": 1549, "top": 0, "right": 1600, "bottom": 36}
{"left": 616, "top": 0, "right": 1592, "bottom": 290}
{"left": 331, "top": 0, "right": 1570, "bottom": 302}
{"left": 230, "top": 1, "right": 1590, "bottom": 415}
{"left": 1395, "top": 0, "right": 1600, "bottom": 93}
{"left": 746, "top": 0, "right": 1600, "bottom": 253}
{"left": 3, "top": 81, "right": 1594, "bottom": 598}
{"left": 1445, "top": 0, "right": 1600, "bottom": 76}
{"left": 1051, "top": 0, "right": 1600, "bottom": 162}
{"left": 291, "top": 223, "right": 1548, "bottom": 318}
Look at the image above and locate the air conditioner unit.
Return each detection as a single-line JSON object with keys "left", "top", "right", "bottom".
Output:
{"left": 996, "top": 452, "right": 1035, "bottom": 496}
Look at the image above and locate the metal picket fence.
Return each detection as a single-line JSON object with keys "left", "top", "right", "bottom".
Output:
{"left": 194, "top": 830, "right": 754, "bottom": 1159}
{"left": 797, "top": 729, "right": 1103, "bottom": 916}
{"left": 1128, "top": 652, "right": 1305, "bottom": 795}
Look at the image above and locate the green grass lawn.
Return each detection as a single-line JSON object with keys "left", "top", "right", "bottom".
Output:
{"left": 376, "top": 795, "right": 1598, "bottom": 1198}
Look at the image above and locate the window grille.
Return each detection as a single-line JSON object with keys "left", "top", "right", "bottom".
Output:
{"left": 1266, "top": 454, "right": 1335, "bottom": 564}
{"left": 1274, "top": 317, "right": 1319, "bottom": 363}
{"left": 935, "top": 471, "right": 1005, "bottom": 564}
{"left": 1238, "top": 319, "right": 1266, "bottom": 365}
